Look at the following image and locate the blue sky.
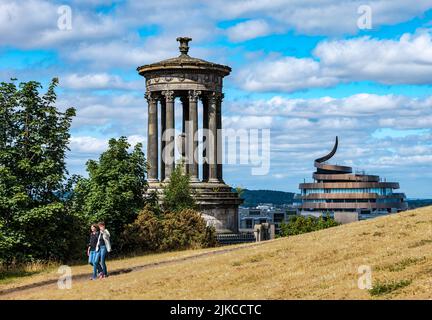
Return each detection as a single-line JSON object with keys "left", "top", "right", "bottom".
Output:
{"left": 1, "top": 0, "right": 432, "bottom": 198}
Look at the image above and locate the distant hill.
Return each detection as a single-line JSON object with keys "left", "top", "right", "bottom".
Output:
{"left": 238, "top": 190, "right": 431, "bottom": 210}
{"left": 407, "top": 199, "right": 432, "bottom": 209}
{"left": 239, "top": 189, "right": 295, "bottom": 207}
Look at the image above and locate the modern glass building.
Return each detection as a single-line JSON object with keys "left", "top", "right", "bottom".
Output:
{"left": 298, "top": 137, "right": 407, "bottom": 217}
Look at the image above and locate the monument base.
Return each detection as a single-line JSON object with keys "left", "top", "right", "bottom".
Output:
{"left": 148, "top": 181, "right": 243, "bottom": 233}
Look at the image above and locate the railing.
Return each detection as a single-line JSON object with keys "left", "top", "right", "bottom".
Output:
{"left": 216, "top": 233, "right": 256, "bottom": 245}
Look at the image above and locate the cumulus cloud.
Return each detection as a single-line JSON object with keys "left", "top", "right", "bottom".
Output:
{"left": 66, "top": 40, "right": 175, "bottom": 69}
{"left": 237, "top": 30, "right": 432, "bottom": 92}
{"left": 0, "top": 0, "right": 123, "bottom": 48}
{"left": 237, "top": 56, "right": 338, "bottom": 92}
{"left": 61, "top": 73, "right": 142, "bottom": 90}
{"left": 67, "top": 134, "right": 146, "bottom": 176}
{"left": 226, "top": 19, "right": 273, "bottom": 42}
{"left": 69, "top": 136, "right": 108, "bottom": 154}
{"left": 211, "top": 0, "right": 432, "bottom": 36}
{"left": 315, "top": 31, "right": 432, "bottom": 84}
{"left": 57, "top": 92, "right": 147, "bottom": 135}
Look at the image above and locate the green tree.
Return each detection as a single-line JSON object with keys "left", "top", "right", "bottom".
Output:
{"left": 73, "top": 137, "right": 148, "bottom": 241}
{"left": 162, "top": 161, "right": 196, "bottom": 213}
{"left": 0, "top": 78, "right": 80, "bottom": 263}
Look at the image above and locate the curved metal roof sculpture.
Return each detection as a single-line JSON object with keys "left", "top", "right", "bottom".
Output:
{"left": 315, "top": 136, "right": 338, "bottom": 164}
{"left": 314, "top": 136, "right": 352, "bottom": 174}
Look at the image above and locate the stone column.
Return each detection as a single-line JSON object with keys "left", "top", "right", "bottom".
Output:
{"left": 160, "top": 98, "right": 166, "bottom": 181}
{"left": 187, "top": 90, "right": 200, "bottom": 182}
{"left": 181, "top": 96, "right": 189, "bottom": 134}
{"left": 202, "top": 96, "right": 209, "bottom": 181}
{"left": 162, "top": 90, "right": 175, "bottom": 180}
{"left": 217, "top": 93, "right": 224, "bottom": 182}
{"left": 180, "top": 96, "right": 189, "bottom": 174}
{"left": 208, "top": 92, "right": 219, "bottom": 183}
{"left": 145, "top": 92, "right": 158, "bottom": 182}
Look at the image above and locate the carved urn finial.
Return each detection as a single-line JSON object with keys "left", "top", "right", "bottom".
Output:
{"left": 176, "top": 37, "right": 192, "bottom": 56}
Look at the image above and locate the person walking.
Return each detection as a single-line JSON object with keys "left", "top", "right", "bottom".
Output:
{"left": 87, "top": 224, "right": 103, "bottom": 280}
{"left": 95, "top": 221, "right": 111, "bottom": 278}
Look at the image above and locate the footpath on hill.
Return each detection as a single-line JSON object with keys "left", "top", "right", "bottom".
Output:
{"left": 0, "top": 241, "right": 263, "bottom": 298}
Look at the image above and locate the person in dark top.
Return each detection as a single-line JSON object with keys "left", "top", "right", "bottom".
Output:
{"left": 87, "top": 224, "right": 103, "bottom": 280}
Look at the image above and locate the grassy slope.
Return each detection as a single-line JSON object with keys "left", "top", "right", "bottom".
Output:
{"left": 2, "top": 206, "right": 432, "bottom": 300}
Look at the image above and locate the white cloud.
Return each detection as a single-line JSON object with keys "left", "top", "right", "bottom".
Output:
{"left": 61, "top": 73, "right": 141, "bottom": 90}
{"left": 67, "top": 134, "right": 147, "bottom": 176}
{"left": 315, "top": 30, "right": 432, "bottom": 85}
{"left": 57, "top": 92, "right": 147, "bottom": 135}
{"left": 67, "top": 40, "right": 175, "bottom": 68}
{"left": 226, "top": 19, "right": 272, "bottom": 42}
{"left": 69, "top": 135, "right": 146, "bottom": 155}
{"left": 237, "top": 30, "right": 432, "bottom": 92}
{"left": 212, "top": 0, "right": 432, "bottom": 36}
{"left": 379, "top": 115, "right": 432, "bottom": 129}
{"left": 0, "top": 0, "right": 123, "bottom": 48}
{"left": 69, "top": 136, "right": 108, "bottom": 154}
{"left": 237, "top": 56, "right": 338, "bottom": 92}
{"left": 2, "top": 0, "right": 432, "bottom": 52}
{"left": 227, "top": 93, "right": 429, "bottom": 118}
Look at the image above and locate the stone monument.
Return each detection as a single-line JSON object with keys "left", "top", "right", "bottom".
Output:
{"left": 137, "top": 37, "right": 243, "bottom": 233}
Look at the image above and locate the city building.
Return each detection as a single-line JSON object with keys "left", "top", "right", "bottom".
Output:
{"left": 297, "top": 137, "right": 407, "bottom": 220}
{"left": 239, "top": 204, "right": 297, "bottom": 234}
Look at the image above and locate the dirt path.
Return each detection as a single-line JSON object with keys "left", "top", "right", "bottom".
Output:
{"left": 0, "top": 242, "right": 262, "bottom": 298}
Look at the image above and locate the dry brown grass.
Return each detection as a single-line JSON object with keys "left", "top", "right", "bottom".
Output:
{"left": 2, "top": 206, "right": 432, "bottom": 300}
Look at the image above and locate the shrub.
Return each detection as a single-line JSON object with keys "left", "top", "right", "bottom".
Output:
{"left": 120, "top": 206, "right": 163, "bottom": 253}
{"left": 160, "top": 209, "right": 215, "bottom": 251}
{"left": 120, "top": 207, "right": 216, "bottom": 254}
{"left": 280, "top": 214, "right": 339, "bottom": 237}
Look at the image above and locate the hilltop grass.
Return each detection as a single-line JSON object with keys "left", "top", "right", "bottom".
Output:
{"left": 2, "top": 206, "right": 432, "bottom": 300}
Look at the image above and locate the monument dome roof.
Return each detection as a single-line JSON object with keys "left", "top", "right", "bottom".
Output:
{"left": 137, "top": 37, "right": 231, "bottom": 76}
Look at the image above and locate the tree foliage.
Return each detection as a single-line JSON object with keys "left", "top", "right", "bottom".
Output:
{"left": 0, "top": 78, "right": 82, "bottom": 263}
{"left": 162, "top": 161, "right": 196, "bottom": 213}
{"left": 72, "top": 137, "right": 148, "bottom": 241}
{"left": 280, "top": 214, "right": 339, "bottom": 237}
{"left": 121, "top": 163, "right": 216, "bottom": 253}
